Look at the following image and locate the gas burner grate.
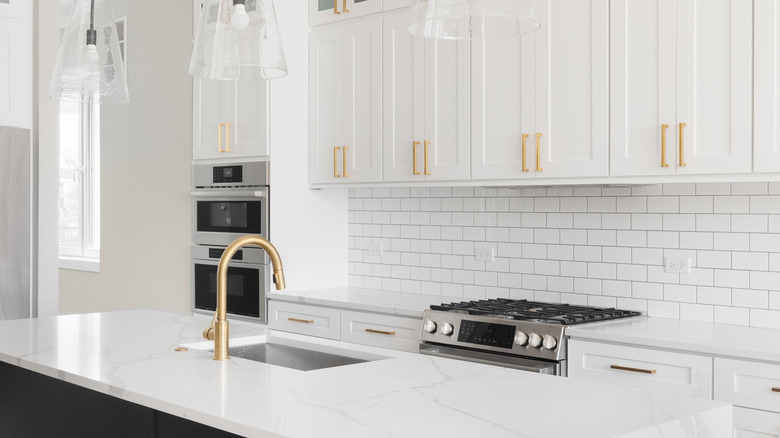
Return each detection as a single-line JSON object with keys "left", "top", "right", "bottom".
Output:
{"left": 431, "top": 298, "right": 641, "bottom": 325}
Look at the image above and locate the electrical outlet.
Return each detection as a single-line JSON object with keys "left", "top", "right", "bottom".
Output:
{"left": 367, "top": 243, "right": 384, "bottom": 257}
{"left": 474, "top": 246, "right": 495, "bottom": 262}
{"left": 665, "top": 256, "right": 691, "bottom": 274}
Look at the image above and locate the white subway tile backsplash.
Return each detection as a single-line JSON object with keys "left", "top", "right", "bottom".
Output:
{"left": 349, "top": 182, "right": 780, "bottom": 327}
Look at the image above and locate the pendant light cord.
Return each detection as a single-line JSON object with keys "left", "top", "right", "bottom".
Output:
{"left": 86, "top": 0, "right": 97, "bottom": 46}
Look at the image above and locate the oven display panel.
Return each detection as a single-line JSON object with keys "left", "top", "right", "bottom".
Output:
{"left": 457, "top": 320, "right": 516, "bottom": 349}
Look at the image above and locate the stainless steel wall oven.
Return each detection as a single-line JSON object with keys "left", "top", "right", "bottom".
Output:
{"left": 191, "top": 162, "right": 270, "bottom": 322}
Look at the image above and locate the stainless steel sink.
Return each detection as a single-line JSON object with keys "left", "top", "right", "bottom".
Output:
{"left": 226, "top": 342, "right": 369, "bottom": 371}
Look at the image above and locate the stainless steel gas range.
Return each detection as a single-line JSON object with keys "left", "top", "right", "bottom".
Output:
{"left": 419, "top": 298, "right": 641, "bottom": 376}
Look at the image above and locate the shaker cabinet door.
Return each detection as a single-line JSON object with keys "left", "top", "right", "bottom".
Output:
{"left": 675, "top": 0, "right": 752, "bottom": 175}
{"left": 535, "top": 0, "right": 610, "bottom": 179}
{"left": 754, "top": 0, "right": 780, "bottom": 173}
{"left": 610, "top": 0, "right": 677, "bottom": 176}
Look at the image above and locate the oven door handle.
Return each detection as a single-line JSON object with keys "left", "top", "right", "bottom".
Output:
{"left": 419, "top": 343, "right": 560, "bottom": 375}
{"left": 190, "top": 190, "right": 266, "bottom": 198}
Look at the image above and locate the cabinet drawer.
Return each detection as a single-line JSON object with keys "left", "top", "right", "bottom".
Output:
{"left": 267, "top": 301, "right": 340, "bottom": 340}
{"left": 340, "top": 310, "right": 421, "bottom": 352}
{"left": 568, "top": 339, "right": 712, "bottom": 398}
{"left": 734, "top": 407, "right": 780, "bottom": 437}
{"left": 716, "top": 358, "right": 780, "bottom": 413}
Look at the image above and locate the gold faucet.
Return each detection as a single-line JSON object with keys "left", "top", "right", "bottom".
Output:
{"left": 203, "top": 235, "right": 286, "bottom": 360}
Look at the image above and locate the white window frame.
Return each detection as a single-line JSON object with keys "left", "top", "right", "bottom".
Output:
{"left": 58, "top": 102, "right": 100, "bottom": 273}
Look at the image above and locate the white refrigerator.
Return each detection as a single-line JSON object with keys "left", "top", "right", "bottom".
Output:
{"left": 0, "top": 127, "right": 33, "bottom": 320}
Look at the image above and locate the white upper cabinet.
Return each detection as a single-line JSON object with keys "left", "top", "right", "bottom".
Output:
{"left": 754, "top": 0, "right": 780, "bottom": 173}
{"left": 309, "top": 18, "right": 382, "bottom": 184}
{"left": 309, "top": 0, "right": 382, "bottom": 26}
{"left": 383, "top": 10, "right": 470, "bottom": 182}
{"left": 192, "top": 0, "right": 269, "bottom": 161}
{"left": 472, "top": 0, "right": 609, "bottom": 181}
{"left": 611, "top": 0, "right": 752, "bottom": 176}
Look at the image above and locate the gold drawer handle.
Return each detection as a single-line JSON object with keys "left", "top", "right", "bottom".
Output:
{"left": 333, "top": 146, "right": 341, "bottom": 178}
{"left": 521, "top": 133, "right": 529, "bottom": 172}
{"left": 333, "top": 0, "right": 340, "bottom": 14}
{"left": 660, "top": 124, "right": 669, "bottom": 168}
{"left": 365, "top": 328, "right": 396, "bottom": 336}
{"left": 535, "top": 133, "right": 544, "bottom": 172}
{"left": 288, "top": 317, "right": 314, "bottom": 324}
{"left": 424, "top": 140, "right": 431, "bottom": 175}
{"left": 610, "top": 364, "right": 657, "bottom": 374}
{"left": 772, "top": 387, "right": 780, "bottom": 393}
{"left": 343, "top": 145, "right": 350, "bottom": 178}
{"left": 679, "top": 122, "right": 687, "bottom": 167}
{"left": 413, "top": 141, "right": 420, "bottom": 175}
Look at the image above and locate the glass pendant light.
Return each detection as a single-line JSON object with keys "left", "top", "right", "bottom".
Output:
{"left": 408, "top": 0, "right": 540, "bottom": 40}
{"left": 49, "top": 0, "right": 128, "bottom": 104}
{"left": 189, "top": 0, "right": 287, "bottom": 81}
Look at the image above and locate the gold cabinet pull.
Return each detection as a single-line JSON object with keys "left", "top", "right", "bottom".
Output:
{"left": 343, "top": 0, "right": 349, "bottom": 13}
{"left": 225, "top": 122, "right": 233, "bottom": 153}
{"left": 365, "top": 328, "right": 396, "bottom": 336}
{"left": 343, "top": 146, "right": 350, "bottom": 178}
{"left": 661, "top": 124, "right": 669, "bottom": 168}
{"left": 521, "top": 133, "right": 530, "bottom": 172}
{"left": 610, "top": 364, "right": 657, "bottom": 374}
{"left": 535, "top": 133, "right": 544, "bottom": 172}
{"left": 333, "top": 146, "right": 341, "bottom": 178}
{"left": 413, "top": 141, "right": 420, "bottom": 175}
{"left": 288, "top": 317, "right": 314, "bottom": 324}
{"left": 333, "top": 0, "right": 340, "bottom": 14}
{"left": 218, "top": 123, "right": 225, "bottom": 152}
{"left": 679, "top": 122, "right": 687, "bottom": 167}
{"left": 424, "top": 140, "right": 431, "bottom": 175}
{"left": 772, "top": 387, "right": 780, "bottom": 393}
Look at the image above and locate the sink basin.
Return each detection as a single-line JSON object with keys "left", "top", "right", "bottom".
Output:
{"left": 226, "top": 342, "right": 368, "bottom": 371}
{"left": 184, "top": 335, "right": 387, "bottom": 371}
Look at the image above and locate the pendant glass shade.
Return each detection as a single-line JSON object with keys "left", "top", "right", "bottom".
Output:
{"left": 189, "top": 0, "right": 287, "bottom": 80}
{"left": 408, "top": 0, "right": 540, "bottom": 40}
{"left": 49, "top": 0, "right": 129, "bottom": 104}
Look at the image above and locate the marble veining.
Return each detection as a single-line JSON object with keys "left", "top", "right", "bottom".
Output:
{"left": 566, "top": 316, "right": 780, "bottom": 363}
{"left": 0, "top": 309, "right": 731, "bottom": 437}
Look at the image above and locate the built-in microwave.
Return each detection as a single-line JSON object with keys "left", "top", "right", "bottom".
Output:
{"left": 191, "top": 162, "right": 269, "bottom": 246}
{"left": 191, "top": 245, "right": 268, "bottom": 322}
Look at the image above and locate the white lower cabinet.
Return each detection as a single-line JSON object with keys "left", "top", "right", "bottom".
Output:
{"left": 734, "top": 407, "right": 780, "bottom": 437}
{"left": 268, "top": 300, "right": 421, "bottom": 352}
{"left": 567, "top": 339, "right": 713, "bottom": 398}
{"left": 340, "top": 310, "right": 421, "bottom": 352}
{"left": 569, "top": 338, "right": 780, "bottom": 435}
{"left": 267, "top": 301, "right": 341, "bottom": 340}
{"left": 715, "top": 358, "right": 780, "bottom": 414}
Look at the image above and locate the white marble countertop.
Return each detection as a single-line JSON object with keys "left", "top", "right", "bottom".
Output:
{"left": 566, "top": 316, "right": 780, "bottom": 363}
{"left": 267, "top": 287, "right": 463, "bottom": 318}
{"left": 0, "top": 309, "right": 731, "bottom": 438}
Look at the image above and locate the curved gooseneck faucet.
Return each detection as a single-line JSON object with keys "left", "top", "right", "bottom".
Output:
{"left": 203, "top": 235, "right": 286, "bottom": 360}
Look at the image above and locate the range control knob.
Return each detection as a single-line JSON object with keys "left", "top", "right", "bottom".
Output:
{"left": 514, "top": 331, "right": 529, "bottom": 346}
{"left": 440, "top": 322, "right": 454, "bottom": 336}
{"left": 423, "top": 320, "right": 438, "bottom": 334}
{"left": 528, "top": 333, "right": 543, "bottom": 348}
{"left": 542, "top": 334, "right": 558, "bottom": 350}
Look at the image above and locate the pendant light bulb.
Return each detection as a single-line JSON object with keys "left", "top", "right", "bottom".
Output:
{"left": 232, "top": 3, "right": 250, "bottom": 30}
{"left": 84, "top": 44, "right": 100, "bottom": 64}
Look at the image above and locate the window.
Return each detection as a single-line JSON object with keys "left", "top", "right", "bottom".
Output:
{"left": 58, "top": 102, "right": 100, "bottom": 272}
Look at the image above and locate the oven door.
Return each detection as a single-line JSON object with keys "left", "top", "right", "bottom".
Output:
{"left": 419, "top": 343, "right": 562, "bottom": 375}
{"left": 192, "top": 188, "right": 269, "bottom": 246}
{"left": 191, "top": 246, "right": 267, "bottom": 322}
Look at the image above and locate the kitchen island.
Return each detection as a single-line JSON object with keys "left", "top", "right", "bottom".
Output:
{"left": 0, "top": 309, "right": 730, "bottom": 437}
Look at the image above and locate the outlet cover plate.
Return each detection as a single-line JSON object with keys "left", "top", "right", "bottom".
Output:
{"left": 665, "top": 256, "right": 691, "bottom": 274}
{"left": 475, "top": 246, "right": 495, "bottom": 262}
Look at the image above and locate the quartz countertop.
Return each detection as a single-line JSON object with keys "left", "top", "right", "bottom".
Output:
{"left": 0, "top": 309, "right": 731, "bottom": 437}
{"left": 267, "top": 287, "right": 462, "bottom": 317}
{"left": 566, "top": 316, "right": 780, "bottom": 363}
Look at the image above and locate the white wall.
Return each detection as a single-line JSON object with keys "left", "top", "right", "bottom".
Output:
{"left": 269, "top": 0, "right": 349, "bottom": 291}
{"left": 58, "top": 0, "right": 193, "bottom": 314}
